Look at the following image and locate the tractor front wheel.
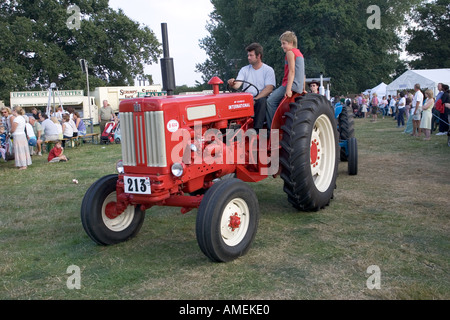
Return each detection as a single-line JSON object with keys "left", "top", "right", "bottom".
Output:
{"left": 81, "top": 174, "right": 145, "bottom": 245}
{"left": 347, "top": 137, "right": 358, "bottom": 175}
{"left": 196, "top": 178, "right": 259, "bottom": 262}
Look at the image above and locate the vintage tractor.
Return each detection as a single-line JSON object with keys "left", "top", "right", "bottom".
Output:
{"left": 81, "top": 24, "right": 340, "bottom": 262}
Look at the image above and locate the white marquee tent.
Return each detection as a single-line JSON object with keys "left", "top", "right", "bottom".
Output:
{"left": 363, "top": 82, "right": 388, "bottom": 99}
{"left": 386, "top": 68, "right": 450, "bottom": 97}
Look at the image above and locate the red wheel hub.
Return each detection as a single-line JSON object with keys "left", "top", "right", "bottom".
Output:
{"left": 310, "top": 139, "right": 320, "bottom": 167}
{"left": 105, "top": 202, "right": 119, "bottom": 219}
{"left": 228, "top": 213, "right": 241, "bottom": 231}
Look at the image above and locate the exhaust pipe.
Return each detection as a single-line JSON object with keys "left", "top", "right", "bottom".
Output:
{"left": 160, "top": 23, "right": 176, "bottom": 96}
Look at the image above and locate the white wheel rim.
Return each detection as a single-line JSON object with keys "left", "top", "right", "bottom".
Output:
{"left": 101, "top": 192, "right": 135, "bottom": 232}
{"left": 220, "top": 198, "right": 250, "bottom": 246}
{"left": 310, "top": 114, "right": 336, "bottom": 192}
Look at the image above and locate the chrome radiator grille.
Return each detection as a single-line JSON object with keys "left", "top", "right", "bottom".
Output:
{"left": 120, "top": 111, "right": 167, "bottom": 167}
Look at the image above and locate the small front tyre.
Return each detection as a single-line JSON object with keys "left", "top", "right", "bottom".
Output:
{"left": 196, "top": 178, "right": 259, "bottom": 262}
{"left": 347, "top": 137, "right": 358, "bottom": 175}
{"left": 81, "top": 174, "right": 145, "bottom": 245}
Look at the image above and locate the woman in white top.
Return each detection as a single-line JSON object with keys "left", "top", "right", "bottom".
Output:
{"left": 10, "top": 107, "right": 32, "bottom": 170}
{"left": 419, "top": 89, "right": 434, "bottom": 141}
{"left": 50, "top": 116, "right": 63, "bottom": 139}
{"left": 62, "top": 114, "right": 73, "bottom": 148}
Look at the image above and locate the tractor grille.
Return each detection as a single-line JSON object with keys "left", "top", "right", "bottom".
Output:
{"left": 120, "top": 111, "right": 167, "bottom": 167}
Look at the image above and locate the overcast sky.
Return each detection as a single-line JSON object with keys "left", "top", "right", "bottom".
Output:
{"left": 108, "top": 0, "right": 214, "bottom": 87}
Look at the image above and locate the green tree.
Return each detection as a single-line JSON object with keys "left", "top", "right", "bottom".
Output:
{"left": 406, "top": 0, "right": 450, "bottom": 69}
{"left": 0, "top": 0, "right": 161, "bottom": 104}
{"left": 197, "top": 0, "right": 422, "bottom": 95}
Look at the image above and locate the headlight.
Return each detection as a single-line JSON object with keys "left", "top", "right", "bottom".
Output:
{"left": 116, "top": 160, "right": 124, "bottom": 174}
{"left": 171, "top": 162, "right": 184, "bottom": 177}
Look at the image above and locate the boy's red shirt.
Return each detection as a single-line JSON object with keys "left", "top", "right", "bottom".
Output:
{"left": 48, "top": 146, "right": 62, "bottom": 162}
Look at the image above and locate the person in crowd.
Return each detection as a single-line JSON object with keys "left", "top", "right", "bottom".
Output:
{"left": 397, "top": 92, "right": 406, "bottom": 128}
{"left": 411, "top": 84, "right": 424, "bottom": 137}
{"left": 419, "top": 89, "right": 434, "bottom": 140}
{"left": 73, "top": 112, "right": 86, "bottom": 136}
{"left": 48, "top": 140, "right": 68, "bottom": 163}
{"left": 25, "top": 118, "right": 37, "bottom": 153}
{"left": 1, "top": 107, "right": 15, "bottom": 133}
{"left": 227, "top": 43, "right": 276, "bottom": 131}
{"left": 266, "top": 31, "right": 305, "bottom": 128}
{"left": 39, "top": 113, "right": 59, "bottom": 142}
{"left": 436, "top": 84, "right": 450, "bottom": 135}
{"left": 380, "top": 96, "right": 388, "bottom": 119}
{"left": 0, "top": 126, "right": 6, "bottom": 161}
{"left": 31, "top": 107, "right": 41, "bottom": 120}
{"left": 405, "top": 93, "right": 413, "bottom": 122}
{"left": 99, "top": 100, "right": 114, "bottom": 134}
{"left": 351, "top": 98, "right": 359, "bottom": 116}
{"left": 61, "top": 114, "right": 73, "bottom": 148}
{"left": 29, "top": 117, "right": 43, "bottom": 156}
{"left": 68, "top": 113, "right": 78, "bottom": 138}
{"left": 51, "top": 116, "right": 63, "bottom": 140}
{"left": 404, "top": 99, "right": 414, "bottom": 135}
{"left": 361, "top": 95, "right": 368, "bottom": 118}
{"left": 10, "top": 107, "right": 31, "bottom": 170}
{"left": 389, "top": 95, "right": 397, "bottom": 118}
{"left": 370, "top": 93, "right": 379, "bottom": 122}
{"left": 54, "top": 105, "right": 69, "bottom": 123}
{"left": 309, "top": 80, "right": 320, "bottom": 94}
{"left": 66, "top": 107, "right": 75, "bottom": 120}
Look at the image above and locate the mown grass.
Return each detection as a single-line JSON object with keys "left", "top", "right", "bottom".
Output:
{"left": 0, "top": 117, "right": 449, "bottom": 300}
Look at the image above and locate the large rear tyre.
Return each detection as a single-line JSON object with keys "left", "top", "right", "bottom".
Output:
{"left": 81, "top": 174, "right": 145, "bottom": 245}
{"left": 280, "top": 94, "right": 339, "bottom": 211}
{"left": 196, "top": 178, "right": 259, "bottom": 262}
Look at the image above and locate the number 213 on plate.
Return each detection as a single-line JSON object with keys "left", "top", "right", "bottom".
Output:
{"left": 124, "top": 176, "right": 151, "bottom": 194}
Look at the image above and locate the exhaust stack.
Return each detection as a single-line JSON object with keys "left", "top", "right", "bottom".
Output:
{"left": 160, "top": 23, "right": 176, "bottom": 96}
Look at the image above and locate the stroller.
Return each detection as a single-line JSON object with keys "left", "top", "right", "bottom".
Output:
{"left": 100, "top": 121, "right": 118, "bottom": 144}
{"left": 3, "top": 135, "right": 14, "bottom": 161}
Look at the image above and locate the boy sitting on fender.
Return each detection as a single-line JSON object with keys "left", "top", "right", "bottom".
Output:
{"left": 266, "top": 31, "right": 305, "bottom": 127}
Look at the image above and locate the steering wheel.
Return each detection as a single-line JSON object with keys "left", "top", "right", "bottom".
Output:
{"left": 227, "top": 79, "right": 260, "bottom": 97}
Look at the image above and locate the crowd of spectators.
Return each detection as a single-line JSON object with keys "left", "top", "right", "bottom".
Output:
{"left": 338, "top": 82, "right": 450, "bottom": 141}
{"left": 0, "top": 105, "right": 89, "bottom": 169}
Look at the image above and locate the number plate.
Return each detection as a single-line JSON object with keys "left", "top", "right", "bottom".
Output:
{"left": 124, "top": 176, "right": 151, "bottom": 195}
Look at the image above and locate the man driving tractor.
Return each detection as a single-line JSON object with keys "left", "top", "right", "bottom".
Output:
{"left": 227, "top": 43, "right": 276, "bottom": 131}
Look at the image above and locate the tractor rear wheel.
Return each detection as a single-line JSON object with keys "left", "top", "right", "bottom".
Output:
{"left": 81, "top": 174, "right": 145, "bottom": 245}
{"left": 280, "top": 94, "right": 339, "bottom": 211}
{"left": 196, "top": 178, "right": 259, "bottom": 262}
{"left": 338, "top": 104, "right": 355, "bottom": 161}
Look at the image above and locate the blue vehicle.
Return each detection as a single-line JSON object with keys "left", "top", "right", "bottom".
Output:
{"left": 334, "top": 99, "right": 358, "bottom": 175}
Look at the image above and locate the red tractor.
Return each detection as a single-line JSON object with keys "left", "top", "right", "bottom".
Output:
{"left": 81, "top": 24, "right": 339, "bottom": 262}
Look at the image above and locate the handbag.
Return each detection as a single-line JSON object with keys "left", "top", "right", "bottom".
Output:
{"left": 435, "top": 99, "right": 444, "bottom": 113}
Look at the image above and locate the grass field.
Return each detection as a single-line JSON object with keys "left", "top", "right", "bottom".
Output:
{"left": 0, "top": 116, "right": 449, "bottom": 300}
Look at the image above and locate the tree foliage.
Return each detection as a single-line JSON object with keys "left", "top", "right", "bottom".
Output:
{"left": 197, "top": 0, "right": 423, "bottom": 95}
{"left": 406, "top": 0, "right": 450, "bottom": 69}
{"left": 0, "top": 0, "right": 161, "bottom": 104}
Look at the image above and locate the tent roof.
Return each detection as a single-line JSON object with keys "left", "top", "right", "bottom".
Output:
{"left": 386, "top": 69, "right": 450, "bottom": 91}
{"left": 363, "top": 82, "right": 387, "bottom": 96}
